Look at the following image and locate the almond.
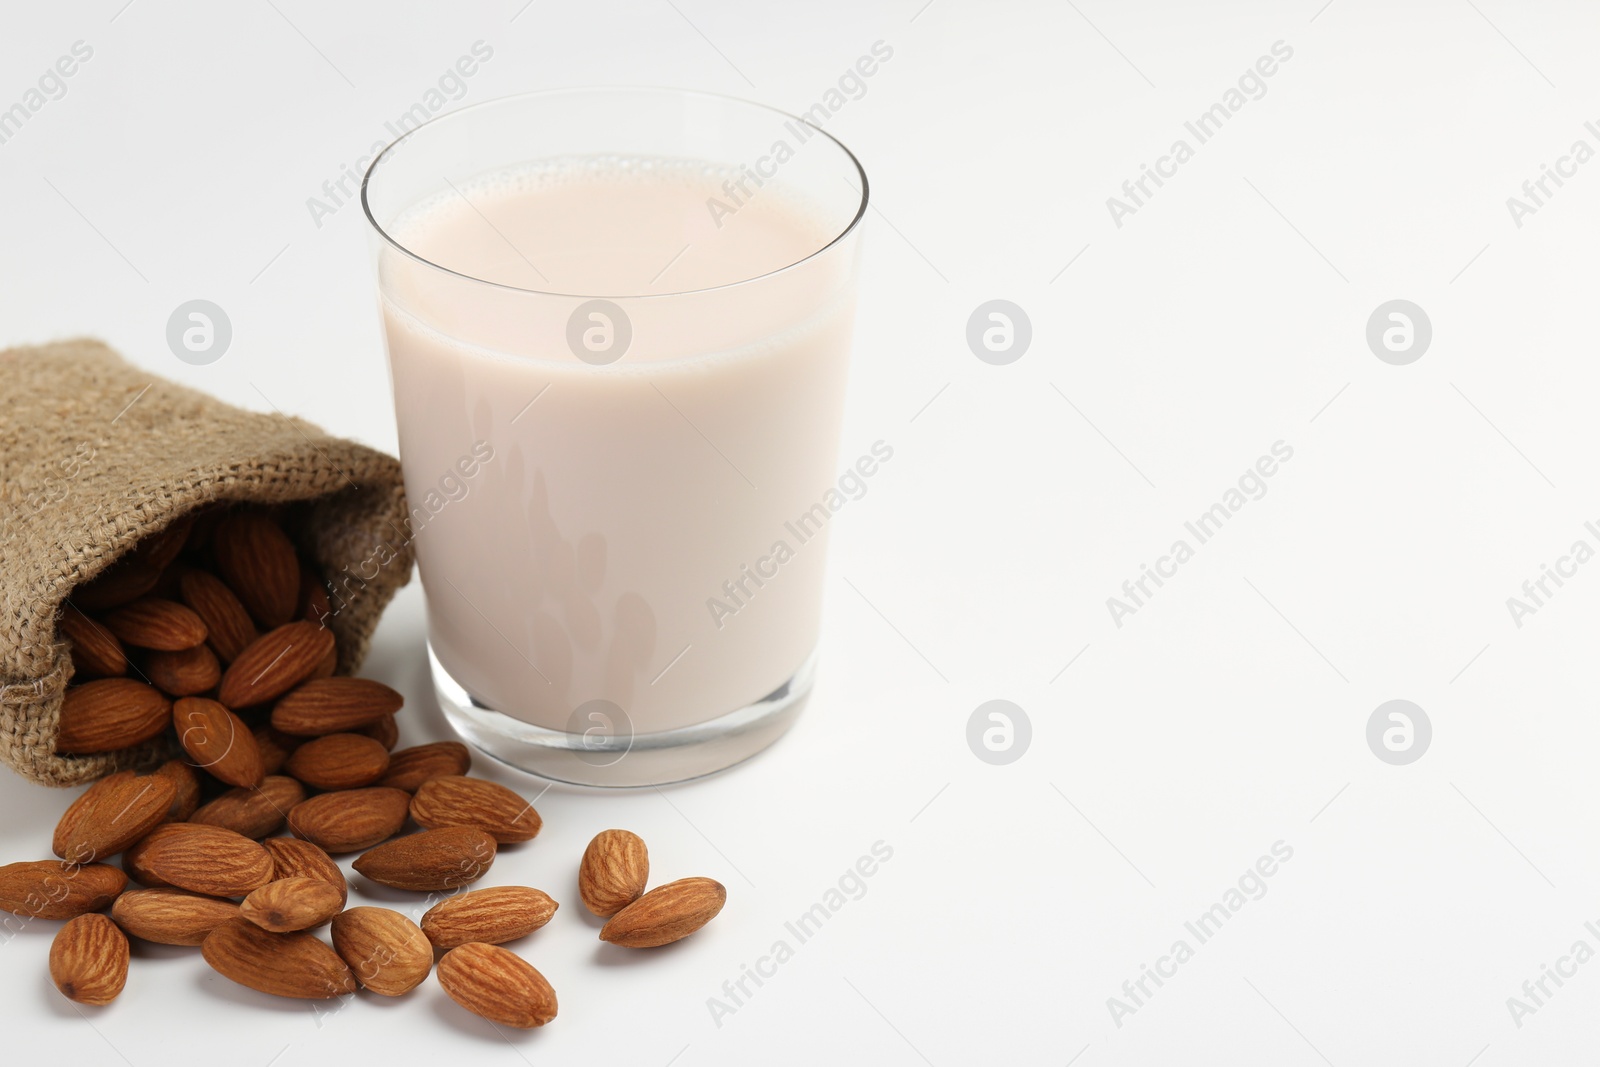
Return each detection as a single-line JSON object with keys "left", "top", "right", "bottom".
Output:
{"left": 271, "top": 677, "right": 404, "bottom": 736}
{"left": 353, "top": 827, "right": 497, "bottom": 891}
{"left": 190, "top": 776, "right": 306, "bottom": 838}
{"left": 287, "top": 787, "right": 410, "bottom": 855}
{"left": 253, "top": 725, "right": 300, "bottom": 775}
{"left": 130, "top": 514, "right": 195, "bottom": 571}
{"left": 599, "top": 877, "right": 726, "bottom": 948}
{"left": 143, "top": 642, "right": 221, "bottom": 697}
{"left": 153, "top": 758, "right": 202, "bottom": 820}
{"left": 128, "top": 822, "right": 276, "bottom": 897}
{"left": 213, "top": 511, "right": 301, "bottom": 629}
{"left": 218, "top": 621, "right": 335, "bottom": 709}
{"left": 330, "top": 907, "right": 433, "bottom": 996}
{"left": 178, "top": 568, "right": 258, "bottom": 663}
{"left": 72, "top": 559, "right": 160, "bottom": 612}
{"left": 57, "top": 609, "right": 126, "bottom": 678}
{"left": 262, "top": 837, "right": 347, "bottom": 906}
{"left": 55, "top": 678, "right": 171, "bottom": 755}
{"left": 202, "top": 917, "right": 357, "bottom": 999}
{"left": 50, "top": 913, "right": 128, "bottom": 1005}
{"left": 579, "top": 830, "right": 649, "bottom": 918}
{"left": 437, "top": 943, "right": 557, "bottom": 1028}
{"left": 421, "top": 886, "right": 558, "bottom": 949}
{"left": 111, "top": 887, "right": 239, "bottom": 945}
{"left": 240, "top": 876, "right": 345, "bottom": 933}
{"left": 53, "top": 770, "right": 177, "bottom": 864}
{"left": 123, "top": 823, "right": 191, "bottom": 887}
{"left": 100, "top": 597, "right": 208, "bottom": 651}
{"left": 379, "top": 741, "right": 472, "bottom": 792}
{"left": 410, "top": 776, "right": 542, "bottom": 844}
{"left": 0, "top": 861, "right": 126, "bottom": 919}
{"left": 360, "top": 713, "right": 399, "bottom": 751}
{"left": 173, "top": 697, "right": 264, "bottom": 788}
{"left": 284, "top": 733, "right": 391, "bottom": 791}
{"left": 311, "top": 641, "right": 338, "bottom": 680}
{"left": 300, "top": 572, "right": 333, "bottom": 628}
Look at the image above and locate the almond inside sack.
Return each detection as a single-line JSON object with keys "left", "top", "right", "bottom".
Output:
{"left": 0, "top": 339, "right": 414, "bottom": 786}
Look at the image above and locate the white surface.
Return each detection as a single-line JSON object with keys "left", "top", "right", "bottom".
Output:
{"left": 2, "top": 1, "right": 1597, "bottom": 1063}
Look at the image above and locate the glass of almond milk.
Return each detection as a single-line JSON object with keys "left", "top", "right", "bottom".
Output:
{"left": 361, "top": 88, "right": 865, "bottom": 785}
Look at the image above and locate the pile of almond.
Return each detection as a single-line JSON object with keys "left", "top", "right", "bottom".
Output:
{"left": 2, "top": 505, "right": 726, "bottom": 1028}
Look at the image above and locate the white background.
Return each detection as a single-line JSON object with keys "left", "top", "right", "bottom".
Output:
{"left": 2, "top": 0, "right": 1598, "bottom": 1063}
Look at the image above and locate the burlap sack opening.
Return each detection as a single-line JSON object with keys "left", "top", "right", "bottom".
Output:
{"left": 0, "top": 339, "right": 414, "bottom": 787}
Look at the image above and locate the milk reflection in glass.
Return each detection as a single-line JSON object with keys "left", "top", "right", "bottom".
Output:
{"left": 380, "top": 160, "right": 857, "bottom": 733}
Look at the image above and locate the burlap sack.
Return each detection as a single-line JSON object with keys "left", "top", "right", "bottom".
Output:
{"left": 0, "top": 339, "right": 414, "bottom": 787}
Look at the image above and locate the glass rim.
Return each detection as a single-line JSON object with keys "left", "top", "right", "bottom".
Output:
{"left": 359, "top": 85, "right": 869, "bottom": 301}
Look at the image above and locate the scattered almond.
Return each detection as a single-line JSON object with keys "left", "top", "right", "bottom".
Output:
{"left": 378, "top": 741, "right": 471, "bottom": 792}
{"left": 23, "top": 503, "right": 751, "bottom": 1022}
{"left": 217, "top": 621, "right": 334, "bottom": 709}
{"left": 287, "top": 787, "right": 410, "bottom": 854}
{"left": 57, "top": 610, "right": 126, "bottom": 678}
{"left": 100, "top": 597, "right": 208, "bottom": 651}
{"left": 189, "top": 776, "right": 306, "bottom": 839}
{"left": 144, "top": 642, "right": 221, "bottom": 697}
{"left": 271, "top": 677, "right": 404, "bottom": 736}
{"left": 262, "top": 837, "right": 347, "bottom": 906}
{"left": 253, "top": 725, "right": 300, "bottom": 775}
{"left": 122, "top": 823, "right": 190, "bottom": 887}
{"left": 55, "top": 679, "right": 171, "bottom": 755}
{"left": 173, "top": 697, "right": 264, "bottom": 788}
{"left": 359, "top": 713, "right": 399, "bottom": 751}
{"left": 127, "top": 822, "right": 276, "bottom": 897}
{"left": 353, "top": 827, "right": 497, "bottom": 891}
{"left": 177, "top": 568, "right": 258, "bottom": 663}
{"left": 410, "top": 776, "right": 542, "bottom": 844}
{"left": 53, "top": 770, "right": 177, "bottom": 864}
{"left": 50, "top": 913, "right": 128, "bottom": 1005}
{"left": 0, "top": 861, "right": 126, "bottom": 919}
{"left": 212, "top": 511, "right": 301, "bottom": 629}
{"left": 284, "top": 733, "right": 390, "bottom": 791}
{"left": 330, "top": 907, "right": 433, "bottom": 996}
{"left": 111, "top": 887, "right": 239, "bottom": 946}
{"left": 202, "top": 917, "right": 357, "bottom": 1000}
{"left": 579, "top": 830, "right": 649, "bottom": 918}
{"left": 240, "top": 876, "right": 344, "bottom": 933}
{"left": 437, "top": 942, "right": 557, "bottom": 1028}
{"left": 421, "top": 886, "right": 558, "bottom": 949}
{"left": 153, "top": 758, "right": 202, "bottom": 820}
{"left": 600, "top": 877, "right": 727, "bottom": 948}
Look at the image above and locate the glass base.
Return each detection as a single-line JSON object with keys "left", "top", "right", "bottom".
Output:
{"left": 429, "top": 643, "right": 815, "bottom": 787}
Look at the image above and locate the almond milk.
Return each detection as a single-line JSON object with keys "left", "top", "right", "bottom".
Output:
{"left": 379, "top": 158, "right": 858, "bottom": 735}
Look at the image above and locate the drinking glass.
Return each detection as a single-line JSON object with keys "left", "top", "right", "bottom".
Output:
{"left": 361, "top": 88, "right": 867, "bottom": 785}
